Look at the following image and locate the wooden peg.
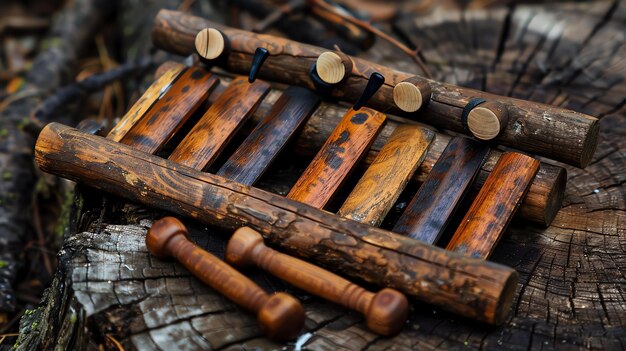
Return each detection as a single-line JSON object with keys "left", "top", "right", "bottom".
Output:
{"left": 249, "top": 47, "right": 269, "bottom": 83}
{"left": 338, "top": 125, "right": 433, "bottom": 226}
{"left": 146, "top": 217, "right": 304, "bottom": 341}
{"left": 107, "top": 63, "right": 185, "bottom": 142}
{"left": 287, "top": 107, "right": 386, "bottom": 209}
{"left": 466, "top": 100, "right": 509, "bottom": 141}
{"left": 393, "top": 137, "right": 490, "bottom": 244}
{"left": 446, "top": 152, "right": 540, "bottom": 258}
{"left": 217, "top": 87, "right": 320, "bottom": 185}
{"left": 194, "top": 28, "right": 227, "bottom": 61}
{"left": 315, "top": 51, "right": 353, "bottom": 85}
{"left": 226, "top": 227, "right": 409, "bottom": 336}
{"left": 119, "top": 67, "right": 219, "bottom": 154}
{"left": 168, "top": 77, "right": 270, "bottom": 170}
{"left": 393, "top": 77, "right": 432, "bottom": 113}
{"left": 353, "top": 72, "right": 385, "bottom": 110}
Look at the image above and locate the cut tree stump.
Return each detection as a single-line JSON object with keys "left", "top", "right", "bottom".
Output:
{"left": 17, "top": 2, "right": 626, "bottom": 350}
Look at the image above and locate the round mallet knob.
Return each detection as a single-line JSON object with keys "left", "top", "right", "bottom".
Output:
{"left": 365, "top": 288, "right": 409, "bottom": 336}
{"left": 145, "top": 216, "right": 188, "bottom": 258}
{"left": 225, "top": 227, "right": 264, "bottom": 268}
{"left": 393, "top": 77, "right": 432, "bottom": 113}
{"left": 194, "top": 28, "right": 226, "bottom": 61}
{"left": 466, "top": 100, "right": 509, "bottom": 141}
{"left": 315, "top": 51, "right": 353, "bottom": 85}
{"left": 258, "top": 292, "right": 305, "bottom": 341}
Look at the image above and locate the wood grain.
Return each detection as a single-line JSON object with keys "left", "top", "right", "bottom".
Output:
{"left": 337, "top": 125, "right": 433, "bottom": 226}
{"left": 393, "top": 137, "right": 490, "bottom": 244}
{"left": 217, "top": 87, "right": 320, "bottom": 186}
{"left": 226, "top": 227, "right": 409, "bottom": 336}
{"left": 316, "top": 51, "right": 353, "bottom": 84}
{"left": 168, "top": 77, "right": 270, "bottom": 170}
{"left": 106, "top": 63, "right": 185, "bottom": 142}
{"left": 287, "top": 107, "right": 386, "bottom": 209}
{"left": 194, "top": 28, "right": 226, "bottom": 60}
{"left": 392, "top": 76, "right": 432, "bottom": 113}
{"left": 446, "top": 152, "right": 540, "bottom": 259}
{"left": 35, "top": 122, "right": 519, "bottom": 325}
{"left": 119, "top": 66, "right": 219, "bottom": 154}
{"left": 146, "top": 217, "right": 304, "bottom": 341}
{"left": 151, "top": 10, "right": 599, "bottom": 167}
{"left": 467, "top": 101, "right": 509, "bottom": 141}
{"left": 282, "top": 102, "right": 566, "bottom": 226}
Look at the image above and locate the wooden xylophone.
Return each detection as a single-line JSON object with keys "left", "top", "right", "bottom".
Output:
{"left": 34, "top": 11, "right": 599, "bottom": 334}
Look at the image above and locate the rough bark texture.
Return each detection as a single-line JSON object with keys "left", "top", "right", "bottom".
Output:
{"left": 16, "top": 1, "right": 626, "bottom": 350}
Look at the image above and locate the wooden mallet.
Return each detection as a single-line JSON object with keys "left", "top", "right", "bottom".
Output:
{"left": 225, "top": 227, "right": 409, "bottom": 336}
{"left": 146, "top": 217, "right": 305, "bottom": 341}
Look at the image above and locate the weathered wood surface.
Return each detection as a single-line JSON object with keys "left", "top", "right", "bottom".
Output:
{"left": 393, "top": 136, "right": 490, "bottom": 244}
{"left": 168, "top": 77, "right": 270, "bottom": 170}
{"left": 217, "top": 87, "right": 320, "bottom": 186}
{"left": 107, "top": 63, "right": 185, "bottom": 142}
{"left": 287, "top": 108, "right": 386, "bottom": 209}
{"left": 35, "top": 123, "right": 518, "bottom": 326}
{"left": 16, "top": 2, "right": 626, "bottom": 350}
{"left": 152, "top": 9, "right": 599, "bottom": 168}
{"left": 338, "top": 125, "right": 433, "bottom": 226}
{"left": 446, "top": 152, "right": 540, "bottom": 258}
{"left": 225, "top": 227, "right": 409, "bottom": 337}
{"left": 119, "top": 66, "right": 219, "bottom": 154}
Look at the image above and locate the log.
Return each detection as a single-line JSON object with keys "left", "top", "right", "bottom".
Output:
{"left": 151, "top": 9, "right": 599, "bottom": 168}
{"left": 35, "top": 122, "right": 519, "bottom": 325}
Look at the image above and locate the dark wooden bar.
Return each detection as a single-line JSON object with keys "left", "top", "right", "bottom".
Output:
{"left": 217, "top": 87, "right": 320, "bottom": 186}
{"left": 338, "top": 125, "right": 433, "bottom": 226}
{"left": 393, "top": 137, "right": 490, "bottom": 244}
{"left": 168, "top": 77, "right": 270, "bottom": 170}
{"left": 151, "top": 9, "right": 599, "bottom": 168}
{"left": 35, "top": 123, "right": 519, "bottom": 325}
